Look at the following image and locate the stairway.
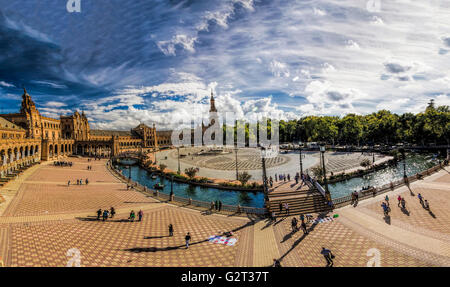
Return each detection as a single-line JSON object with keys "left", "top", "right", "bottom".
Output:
{"left": 267, "top": 187, "right": 332, "bottom": 216}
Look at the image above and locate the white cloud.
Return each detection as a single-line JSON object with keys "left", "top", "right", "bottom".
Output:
{"left": 0, "top": 81, "right": 14, "bottom": 88}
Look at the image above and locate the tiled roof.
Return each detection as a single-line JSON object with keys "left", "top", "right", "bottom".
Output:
{"left": 0, "top": 117, "right": 25, "bottom": 131}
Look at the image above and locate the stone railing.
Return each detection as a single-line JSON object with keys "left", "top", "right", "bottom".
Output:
{"left": 332, "top": 162, "right": 448, "bottom": 208}
{"left": 106, "top": 161, "right": 266, "bottom": 217}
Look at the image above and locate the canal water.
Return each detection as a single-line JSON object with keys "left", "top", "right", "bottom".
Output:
{"left": 117, "top": 153, "right": 437, "bottom": 206}
{"left": 328, "top": 153, "right": 438, "bottom": 199}
{"left": 117, "top": 163, "right": 265, "bottom": 208}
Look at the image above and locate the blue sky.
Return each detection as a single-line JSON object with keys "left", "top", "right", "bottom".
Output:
{"left": 0, "top": 0, "right": 449, "bottom": 130}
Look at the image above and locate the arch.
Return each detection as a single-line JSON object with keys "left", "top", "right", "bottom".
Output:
{"left": 54, "top": 144, "right": 58, "bottom": 156}
{"left": 1, "top": 149, "right": 5, "bottom": 166}
{"left": 49, "top": 144, "right": 54, "bottom": 158}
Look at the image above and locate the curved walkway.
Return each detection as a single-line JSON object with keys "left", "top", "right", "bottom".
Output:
{"left": 0, "top": 157, "right": 449, "bottom": 267}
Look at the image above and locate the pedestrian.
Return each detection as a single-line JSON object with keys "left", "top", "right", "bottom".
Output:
{"left": 401, "top": 197, "right": 406, "bottom": 209}
{"left": 397, "top": 195, "right": 402, "bottom": 207}
{"left": 271, "top": 210, "right": 276, "bottom": 222}
{"left": 110, "top": 207, "right": 115, "bottom": 218}
{"left": 272, "top": 259, "right": 281, "bottom": 267}
{"left": 218, "top": 201, "right": 222, "bottom": 211}
{"left": 80, "top": 179, "right": 83, "bottom": 185}
{"left": 68, "top": 180, "right": 70, "bottom": 187}
{"left": 275, "top": 173, "right": 278, "bottom": 182}
{"left": 385, "top": 195, "right": 389, "bottom": 203}
{"left": 301, "top": 221, "right": 308, "bottom": 234}
{"left": 300, "top": 213, "right": 305, "bottom": 224}
{"left": 168, "top": 224, "right": 174, "bottom": 236}
{"left": 85, "top": 178, "right": 89, "bottom": 185}
{"left": 291, "top": 217, "right": 297, "bottom": 232}
{"left": 381, "top": 202, "right": 388, "bottom": 216}
{"left": 102, "top": 209, "right": 109, "bottom": 221}
{"left": 321, "top": 247, "right": 334, "bottom": 267}
{"left": 129, "top": 210, "right": 135, "bottom": 222}
{"left": 96, "top": 209, "right": 102, "bottom": 220}
{"left": 77, "top": 179, "right": 79, "bottom": 185}
{"left": 138, "top": 210, "right": 143, "bottom": 221}
{"left": 287, "top": 174, "right": 290, "bottom": 181}
{"left": 423, "top": 200, "right": 430, "bottom": 211}
{"left": 185, "top": 232, "right": 191, "bottom": 249}
{"left": 215, "top": 200, "right": 219, "bottom": 211}
{"left": 418, "top": 193, "right": 424, "bottom": 205}
{"left": 284, "top": 203, "right": 290, "bottom": 216}
{"left": 279, "top": 202, "right": 283, "bottom": 213}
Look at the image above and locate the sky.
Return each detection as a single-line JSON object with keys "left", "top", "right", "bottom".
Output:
{"left": 0, "top": 0, "right": 449, "bottom": 130}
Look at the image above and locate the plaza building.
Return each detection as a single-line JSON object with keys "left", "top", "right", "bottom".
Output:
{"left": 0, "top": 88, "right": 170, "bottom": 179}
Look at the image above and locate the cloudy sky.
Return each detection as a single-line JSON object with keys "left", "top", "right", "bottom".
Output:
{"left": 0, "top": 0, "right": 449, "bottom": 130}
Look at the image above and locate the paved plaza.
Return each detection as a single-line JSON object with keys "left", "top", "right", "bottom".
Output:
{"left": 0, "top": 157, "right": 449, "bottom": 267}
{"left": 156, "top": 148, "right": 385, "bottom": 181}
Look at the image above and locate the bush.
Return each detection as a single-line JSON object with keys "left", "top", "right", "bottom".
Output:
{"left": 237, "top": 171, "right": 252, "bottom": 186}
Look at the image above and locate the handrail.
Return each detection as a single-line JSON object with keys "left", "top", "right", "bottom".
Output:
{"left": 107, "top": 161, "right": 266, "bottom": 216}
{"left": 332, "top": 162, "right": 447, "bottom": 208}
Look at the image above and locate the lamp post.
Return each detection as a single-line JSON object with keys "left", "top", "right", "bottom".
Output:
{"left": 400, "top": 148, "right": 407, "bottom": 178}
{"left": 234, "top": 146, "right": 239, "bottom": 180}
{"left": 260, "top": 146, "right": 269, "bottom": 202}
{"left": 177, "top": 146, "right": 181, "bottom": 174}
{"left": 128, "top": 165, "right": 132, "bottom": 181}
{"left": 299, "top": 146, "right": 303, "bottom": 176}
{"left": 170, "top": 174, "right": 174, "bottom": 200}
{"left": 320, "top": 145, "right": 329, "bottom": 195}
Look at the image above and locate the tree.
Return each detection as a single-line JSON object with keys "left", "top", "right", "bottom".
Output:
{"left": 237, "top": 171, "right": 252, "bottom": 186}
{"left": 360, "top": 158, "right": 371, "bottom": 168}
{"left": 184, "top": 167, "right": 198, "bottom": 179}
{"left": 311, "top": 166, "right": 324, "bottom": 180}
{"left": 159, "top": 163, "right": 167, "bottom": 173}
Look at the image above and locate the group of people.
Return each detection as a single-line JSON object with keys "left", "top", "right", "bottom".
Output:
{"left": 417, "top": 193, "right": 431, "bottom": 211}
{"left": 67, "top": 178, "right": 89, "bottom": 186}
{"left": 95, "top": 208, "right": 144, "bottom": 222}
{"left": 211, "top": 200, "right": 223, "bottom": 211}
{"left": 87, "top": 165, "right": 93, "bottom": 170}
{"left": 290, "top": 213, "right": 309, "bottom": 234}
{"left": 54, "top": 161, "right": 73, "bottom": 167}
{"left": 277, "top": 202, "right": 290, "bottom": 216}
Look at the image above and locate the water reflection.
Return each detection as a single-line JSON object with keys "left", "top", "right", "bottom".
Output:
{"left": 328, "top": 153, "right": 437, "bottom": 199}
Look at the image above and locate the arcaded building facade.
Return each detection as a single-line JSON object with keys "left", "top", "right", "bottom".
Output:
{"left": 0, "top": 89, "right": 172, "bottom": 178}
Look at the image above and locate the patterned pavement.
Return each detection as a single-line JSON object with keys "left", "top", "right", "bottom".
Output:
{"left": 0, "top": 157, "right": 449, "bottom": 267}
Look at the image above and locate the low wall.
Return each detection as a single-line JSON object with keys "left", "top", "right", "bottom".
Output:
{"left": 107, "top": 161, "right": 267, "bottom": 217}
{"left": 332, "top": 162, "right": 448, "bottom": 208}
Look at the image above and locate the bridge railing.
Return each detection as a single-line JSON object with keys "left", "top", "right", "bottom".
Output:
{"left": 107, "top": 161, "right": 266, "bottom": 216}
{"left": 332, "top": 162, "right": 448, "bottom": 208}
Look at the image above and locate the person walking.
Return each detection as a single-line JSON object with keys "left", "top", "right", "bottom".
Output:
{"left": 67, "top": 180, "right": 70, "bottom": 187}
{"left": 275, "top": 173, "right": 277, "bottom": 182}
{"left": 321, "top": 247, "right": 334, "bottom": 267}
{"left": 401, "top": 197, "right": 406, "bottom": 209}
{"left": 279, "top": 202, "right": 283, "bottom": 213}
{"left": 218, "top": 201, "right": 222, "bottom": 212}
{"left": 381, "top": 202, "right": 389, "bottom": 216}
{"left": 138, "top": 210, "right": 143, "bottom": 222}
{"left": 129, "top": 210, "right": 135, "bottom": 222}
{"left": 418, "top": 193, "right": 424, "bottom": 206}
{"left": 168, "top": 224, "right": 174, "bottom": 237}
{"left": 301, "top": 220, "right": 308, "bottom": 234}
{"left": 102, "top": 209, "right": 109, "bottom": 221}
{"left": 287, "top": 174, "right": 290, "bottom": 181}
{"left": 96, "top": 209, "right": 102, "bottom": 220}
{"left": 272, "top": 259, "right": 281, "bottom": 267}
{"left": 110, "top": 207, "right": 115, "bottom": 218}
{"left": 397, "top": 195, "right": 402, "bottom": 207}
{"left": 85, "top": 178, "right": 89, "bottom": 185}
{"left": 284, "top": 202, "right": 290, "bottom": 216}
{"left": 291, "top": 217, "right": 298, "bottom": 232}
{"left": 385, "top": 195, "right": 389, "bottom": 203}
{"left": 423, "top": 200, "right": 430, "bottom": 211}
{"left": 300, "top": 214, "right": 305, "bottom": 224}
{"left": 215, "top": 200, "right": 219, "bottom": 211}
{"left": 185, "top": 232, "right": 191, "bottom": 249}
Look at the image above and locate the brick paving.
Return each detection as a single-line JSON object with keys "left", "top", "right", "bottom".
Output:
{"left": 0, "top": 157, "right": 449, "bottom": 266}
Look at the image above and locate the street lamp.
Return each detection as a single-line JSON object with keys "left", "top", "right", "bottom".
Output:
{"left": 400, "top": 148, "right": 407, "bottom": 178}
{"left": 299, "top": 145, "right": 303, "bottom": 176}
{"left": 234, "top": 146, "right": 239, "bottom": 180}
{"left": 177, "top": 146, "right": 181, "bottom": 174}
{"left": 170, "top": 174, "right": 174, "bottom": 200}
{"left": 320, "top": 145, "right": 329, "bottom": 195}
{"left": 260, "top": 146, "right": 269, "bottom": 202}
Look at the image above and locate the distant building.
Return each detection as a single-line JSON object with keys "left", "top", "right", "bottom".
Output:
{"left": 0, "top": 88, "right": 169, "bottom": 178}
